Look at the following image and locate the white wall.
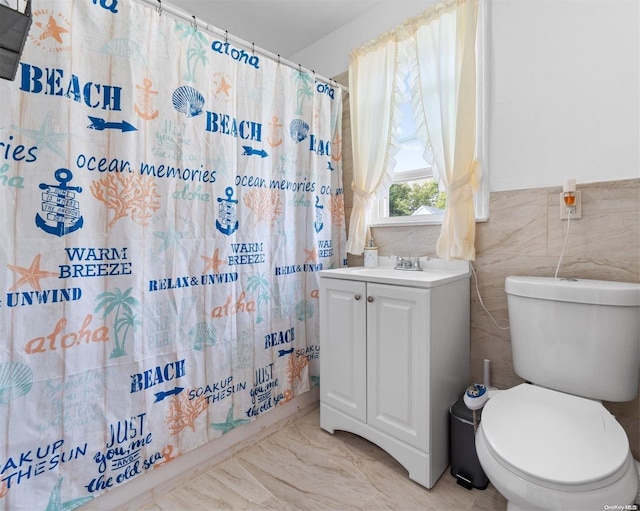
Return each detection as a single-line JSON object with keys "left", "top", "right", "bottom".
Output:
{"left": 294, "top": 0, "right": 639, "bottom": 192}
{"left": 290, "top": 1, "right": 435, "bottom": 79}
{"left": 488, "top": 0, "right": 639, "bottom": 191}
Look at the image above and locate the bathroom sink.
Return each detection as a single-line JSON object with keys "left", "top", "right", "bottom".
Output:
{"left": 320, "top": 259, "right": 471, "bottom": 289}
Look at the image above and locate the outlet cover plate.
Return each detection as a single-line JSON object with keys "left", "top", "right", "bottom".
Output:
{"left": 559, "top": 191, "right": 582, "bottom": 219}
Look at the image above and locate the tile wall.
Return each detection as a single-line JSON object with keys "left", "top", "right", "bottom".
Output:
{"left": 335, "top": 74, "right": 640, "bottom": 459}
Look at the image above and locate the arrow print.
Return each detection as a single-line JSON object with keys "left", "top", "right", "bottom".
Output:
{"left": 87, "top": 116, "right": 137, "bottom": 132}
{"left": 242, "top": 145, "right": 268, "bottom": 158}
{"left": 154, "top": 386, "right": 184, "bottom": 403}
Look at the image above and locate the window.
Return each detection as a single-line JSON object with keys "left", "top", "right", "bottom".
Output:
{"left": 370, "top": 2, "right": 488, "bottom": 227}
{"left": 374, "top": 80, "right": 447, "bottom": 223}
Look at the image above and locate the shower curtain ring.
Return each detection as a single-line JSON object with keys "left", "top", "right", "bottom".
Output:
{"left": 277, "top": 54, "right": 281, "bottom": 66}
{"left": 156, "top": 0, "right": 162, "bottom": 16}
{"left": 252, "top": 43, "right": 255, "bottom": 55}
{"left": 192, "top": 15, "right": 197, "bottom": 30}
{"left": 225, "top": 30, "right": 228, "bottom": 43}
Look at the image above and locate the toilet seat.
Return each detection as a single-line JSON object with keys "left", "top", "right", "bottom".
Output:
{"left": 480, "top": 384, "right": 631, "bottom": 492}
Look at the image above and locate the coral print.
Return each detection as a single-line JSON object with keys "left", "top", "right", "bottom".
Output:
{"left": 166, "top": 394, "right": 208, "bottom": 434}
{"left": 287, "top": 354, "right": 309, "bottom": 383}
{"left": 331, "top": 194, "right": 345, "bottom": 227}
{"left": 0, "top": 0, "right": 344, "bottom": 507}
{"left": 243, "top": 189, "right": 282, "bottom": 226}
{"left": 91, "top": 174, "right": 161, "bottom": 228}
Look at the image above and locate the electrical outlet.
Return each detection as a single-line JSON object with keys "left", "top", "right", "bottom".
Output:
{"left": 559, "top": 191, "right": 582, "bottom": 220}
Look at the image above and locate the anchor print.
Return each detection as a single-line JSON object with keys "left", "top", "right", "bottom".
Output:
{"left": 134, "top": 78, "right": 159, "bottom": 120}
{"left": 35, "top": 168, "right": 84, "bottom": 237}
{"left": 267, "top": 116, "right": 283, "bottom": 147}
{"left": 314, "top": 196, "right": 324, "bottom": 233}
{"left": 216, "top": 187, "right": 239, "bottom": 236}
{"left": 331, "top": 133, "right": 343, "bottom": 161}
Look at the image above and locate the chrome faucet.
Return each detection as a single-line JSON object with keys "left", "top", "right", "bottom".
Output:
{"left": 394, "top": 256, "right": 423, "bottom": 271}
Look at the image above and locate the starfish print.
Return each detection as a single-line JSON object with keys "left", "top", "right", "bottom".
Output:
{"left": 45, "top": 477, "right": 93, "bottom": 511}
{"left": 153, "top": 229, "right": 189, "bottom": 255}
{"left": 304, "top": 247, "right": 318, "bottom": 264}
{"left": 7, "top": 254, "right": 58, "bottom": 292}
{"left": 210, "top": 404, "right": 249, "bottom": 434}
{"left": 11, "top": 112, "right": 69, "bottom": 160}
{"left": 36, "top": 15, "right": 69, "bottom": 44}
{"left": 215, "top": 76, "right": 232, "bottom": 97}
{"left": 201, "top": 248, "right": 224, "bottom": 274}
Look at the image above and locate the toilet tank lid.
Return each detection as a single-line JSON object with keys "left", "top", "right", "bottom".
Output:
{"left": 505, "top": 276, "right": 640, "bottom": 306}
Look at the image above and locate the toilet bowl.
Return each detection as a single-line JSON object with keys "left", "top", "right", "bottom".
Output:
{"left": 476, "top": 384, "right": 639, "bottom": 510}
{"left": 476, "top": 276, "right": 640, "bottom": 509}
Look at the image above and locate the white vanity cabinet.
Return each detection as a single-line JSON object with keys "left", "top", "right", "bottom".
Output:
{"left": 319, "top": 261, "right": 470, "bottom": 489}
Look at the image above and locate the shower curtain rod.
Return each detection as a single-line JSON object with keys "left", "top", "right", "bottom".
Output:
{"left": 139, "top": 0, "right": 349, "bottom": 93}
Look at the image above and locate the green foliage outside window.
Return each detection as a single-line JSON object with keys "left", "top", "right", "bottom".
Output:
{"left": 389, "top": 180, "right": 447, "bottom": 217}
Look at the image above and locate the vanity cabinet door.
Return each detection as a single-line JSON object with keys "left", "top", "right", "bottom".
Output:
{"left": 319, "top": 278, "right": 367, "bottom": 422}
{"left": 366, "top": 283, "right": 430, "bottom": 451}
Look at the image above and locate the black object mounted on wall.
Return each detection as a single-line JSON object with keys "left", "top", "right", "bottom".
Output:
{"left": 0, "top": 0, "right": 33, "bottom": 81}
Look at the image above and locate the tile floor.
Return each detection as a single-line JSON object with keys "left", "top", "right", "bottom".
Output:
{"left": 143, "top": 407, "right": 507, "bottom": 510}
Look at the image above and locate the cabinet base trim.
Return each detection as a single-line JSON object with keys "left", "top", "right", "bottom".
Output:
{"left": 320, "top": 403, "right": 444, "bottom": 489}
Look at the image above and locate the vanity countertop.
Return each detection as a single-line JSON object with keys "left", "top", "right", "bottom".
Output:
{"left": 320, "top": 257, "right": 471, "bottom": 289}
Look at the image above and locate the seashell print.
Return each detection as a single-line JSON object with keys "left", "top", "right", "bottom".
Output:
{"left": 189, "top": 322, "right": 217, "bottom": 350}
{"left": 172, "top": 86, "right": 205, "bottom": 117}
{"left": 0, "top": 362, "right": 34, "bottom": 405}
{"left": 289, "top": 119, "right": 309, "bottom": 143}
{"left": 295, "top": 300, "right": 315, "bottom": 321}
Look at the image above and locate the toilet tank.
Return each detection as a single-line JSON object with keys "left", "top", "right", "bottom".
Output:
{"left": 505, "top": 276, "right": 640, "bottom": 402}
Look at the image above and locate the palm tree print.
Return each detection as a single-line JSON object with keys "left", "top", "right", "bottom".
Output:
{"left": 246, "top": 272, "right": 270, "bottom": 323}
{"left": 115, "top": 309, "right": 142, "bottom": 354}
{"left": 294, "top": 71, "right": 314, "bottom": 115}
{"left": 94, "top": 287, "right": 140, "bottom": 359}
{"left": 175, "top": 24, "right": 210, "bottom": 82}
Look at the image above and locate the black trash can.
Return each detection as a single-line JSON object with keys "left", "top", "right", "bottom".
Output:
{"left": 449, "top": 396, "right": 489, "bottom": 490}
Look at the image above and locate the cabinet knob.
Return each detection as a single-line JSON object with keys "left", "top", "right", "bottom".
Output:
{"left": 367, "top": 296, "right": 374, "bottom": 303}
{"left": 354, "top": 294, "right": 361, "bottom": 301}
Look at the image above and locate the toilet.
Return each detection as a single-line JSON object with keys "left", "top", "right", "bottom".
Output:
{"left": 476, "top": 276, "right": 640, "bottom": 510}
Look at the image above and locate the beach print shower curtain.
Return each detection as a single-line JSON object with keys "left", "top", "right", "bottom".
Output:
{"left": 0, "top": 0, "right": 346, "bottom": 508}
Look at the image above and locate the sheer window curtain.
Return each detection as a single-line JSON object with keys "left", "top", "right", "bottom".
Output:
{"left": 347, "top": 0, "right": 480, "bottom": 260}
{"left": 346, "top": 38, "right": 400, "bottom": 255}
{"left": 411, "top": 0, "right": 480, "bottom": 260}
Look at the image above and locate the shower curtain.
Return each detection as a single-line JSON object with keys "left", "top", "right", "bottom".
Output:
{"left": 0, "top": 0, "right": 345, "bottom": 508}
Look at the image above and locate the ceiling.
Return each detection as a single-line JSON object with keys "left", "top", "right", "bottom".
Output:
{"left": 168, "top": 1, "right": 381, "bottom": 59}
